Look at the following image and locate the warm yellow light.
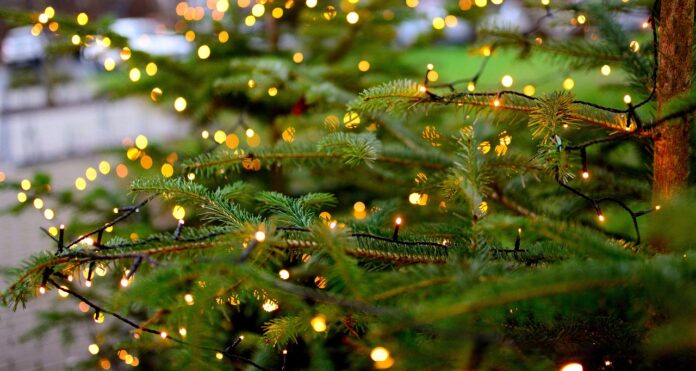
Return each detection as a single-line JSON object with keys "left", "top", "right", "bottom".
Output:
{"left": 150, "top": 87, "right": 163, "bottom": 102}
{"left": 445, "top": 15, "right": 458, "bottom": 28}
{"left": 370, "top": 347, "right": 390, "bottom": 362}
{"left": 279, "top": 269, "right": 290, "bottom": 280}
{"left": 655, "top": 205, "right": 661, "bottom": 210}
{"left": 358, "top": 60, "right": 370, "bottom": 72}
{"left": 560, "top": 363, "right": 583, "bottom": 371}
{"left": 306, "top": 0, "right": 318, "bottom": 8}
{"left": 58, "top": 285, "right": 69, "bottom": 298}
{"left": 33, "top": 198, "right": 43, "bottom": 209}
{"left": 88, "top": 344, "right": 100, "bottom": 355}
{"left": 598, "top": 213, "right": 605, "bottom": 222}
{"left": 343, "top": 112, "right": 360, "bottom": 127}
{"left": 128, "top": 68, "right": 141, "bottom": 82}
{"left": 293, "top": 52, "right": 304, "bottom": 63}
{"left": 17, "top": 192, "right": 27, "bottom": 203}
{"left": 268, "top": 87, "right": 278, "bottom": 96}
{"left": 44, "top": 209, "right": 55, "bottom": 220}
{"left": 161, "top": 163, "right": 174, "bottom": 178}
{"left": 475, "top": 0, "right": 488, "bottom": 7}
{"left": 198, "top": 45, "right": 211, "bottom": 59}
{"left": 184, "top": 293, "right": 194, "bottom": 305}
{"left": 218, "top": 30, "right": 230, "bottom": 43}
{"left": 582, "top": 171, "right": 589, "bottom": 179}
{"left": 174, "top": 97, "right": 187, "bottom": 112}
{"left": 541, "top": 0, "right": 550, "bottom": 5}
{"left": 523, "top": 84, "right": 535, "bottom": 96}
{"left": 493, "top": 98, "right": 501, "bottom": 107}
{"left": 135, "top": 135, "right": 148, "bottom": 150}
{"left": 102, "top": 58, "right": 116, "bottom": 72}
{"left": 145, "top": 62, "right": 158, "bottom": 76}
{"left": 347, "top": 11, "right": 359, "bottom": 24}
{"left": 38, "top": 13, "right": 49, "bottom": 24}
{"left": 577, "top": 14, "right": 586, "bottom": 24}
{"left": 215, "top": 352, "right": 224, "bottom": 360}
{"left": 467, "top": 81, "right": 476, "bottom": 92}
{"left": 120, "top": 47, "right": 131, "bottom": 61}
{"left": 600, "top": 65, "right": 611, "bottom": 76}
{"left": 501, "top": 75, "right": 513, "bottom": 87}
{"left": 262, "top": 299, "right": 278, "bottom": 312}
{"left": 160, "top": 331, "right": 168, "bottom": 339}
{"left": 179, "top": 327, "right": 187, "bottom": 336}
{"left": 629, "top": 40, "right": 640, "bottom": 52}
{"left": 248, "top": 79, "right": 256, "bottom": 88}
{"left": 201, "top": 130, "right": 210, "bottom": 139}
{"left": 623, "top": 95, "right": 632, "bottom": 104}
{"left": 245, "top": 15, "right": 256, "bottom": 27}
{"left": 311, "top": 315, "right": 327, "bottom": 332}
{"left": 76, "top": 12, "right": 89, "bottom": 26}
{"left": 406, "top": 0, "right": 419, "bottom": 8}
{"left": 353, "top": 201, "right": 366, "bottom": 212}
{"left": 172, "top": 205, "right": 186, "bottom": 220}
{"left": 44, "top": 6, "right": 55, "bottom": 18}
{"left": 214, "top": 130, "right": 227, "bottom": 143}
{"left": 39, "top": 286, "right": 46, "bottom": 294}
{"left": 408, "top": 193, "right": 420, "bottom": 204}
{"left": 251, "top": 3, "right": 265, "bottom": 16}
{"left": 563, "top": 77, "right": 575, "bottom": 90}
{"left": 255, "top": 231, "right": 266, "bottom": 242}
{"left": 272, "top": 7, "right": 284, "bottom": 18}
{"left": 187, "top": 172, "right": 195, "bottom": 180}
{"left": 75, "top": 177, "right": 87, "bottom": 191}
{"left": 71, "top": 34, "right": 81, "bottom": 45}
{"left": 93, "top": 311, "right": 104, "bottom": 323}
{"left": 432, "top": 17, "right": 445, "bottom": 30}
{"left": 395, "top": 217, "right": 402, "bottom": 225}
{"left": 185, "top": 30, "right": 196, "bottom": 42}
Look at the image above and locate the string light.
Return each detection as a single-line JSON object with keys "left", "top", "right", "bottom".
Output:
{"left": 174, "top": 97, "right": 187, "bottom": 112}
{"left": 501, "top": 75, "right": 513, "bottom": 87}
{"left": 623, "top": 95, "right": 632, "bottom": 104}
{"left": 179, "top": 327, "right": 187, "bottom": 336}
{"left": 392, "top": 217, "right": 402, "bottom": 241}
{"left": 347, "top": 11, "right": 359, "bottom": 24}
{"left": 184, "top": 293, "right": 194, "bottom": 305}
{"left": 310, "top": 314, "right": 327, "bottom": 332}
{"left": 88, "top": 343, "right": 100, "bottom": 355}
{"left": 560, "top": 363, "right": 583, "bottom": 371}
{"left": 371, "top": 347, "right": 390, "bottom": 362}
{"left": 600, "top": 65, "right": 611, "bottom": 76}
{"left": 279, "top": 269, "right": 290, "bottom": 280}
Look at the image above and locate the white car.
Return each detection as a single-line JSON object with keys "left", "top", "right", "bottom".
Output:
{"left": 2, "top": 26, "right": 47, "bottom": 66}
{"left": 82, "top": 18, "right": 191, "bottom": 64}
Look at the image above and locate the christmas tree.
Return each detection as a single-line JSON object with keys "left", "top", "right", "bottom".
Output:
{"left": 2, "top": 0, "right": 696, "bottom": 370}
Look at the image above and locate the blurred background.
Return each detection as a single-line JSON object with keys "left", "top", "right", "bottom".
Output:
{"left": 0, "top": 0, "right": 649, "bottom": 369}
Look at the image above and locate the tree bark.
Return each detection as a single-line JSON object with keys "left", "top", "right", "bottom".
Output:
{"left": 653, "top": 0, "right": 694, "bottom": 202}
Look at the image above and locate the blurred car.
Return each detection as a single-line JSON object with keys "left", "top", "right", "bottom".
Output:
{"left": 82, "top": 18, "right": 191, "bottom": 65}
{"left": 1, "top": 26, "right": 47, "bottom": 66}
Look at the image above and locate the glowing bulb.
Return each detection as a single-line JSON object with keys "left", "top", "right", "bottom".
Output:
{"left": 174, "top": 97, "right": 187, "bottom": 112}
{"left": 58, "top": 286, "right": 69, "bottom": 298}
{"left": 563, "top": 77, "right": 575, "bottom": 90}
{"left": 395, "top": 217, "right": 402, "bottom": 225}
{"left": 85, "top": 280, "right": 92, "bottom": 288}
{"left": 184, "top": 293, "right": 194, "bottom": 305}
{"left": 582, "top": 171, "right": 589, "bottom": 179}
{"left": 560, "top": 363, "right": 583, "bottom": 371}
{"left": 145, "top": 62, "right": 157, "bottom": 76}
{"left": 655, "top": 205, "right": 661, "bottom": 210}
{"left": 128, "top": 68, "right": 141, "bottom": 82}
{"left": 216, "top": 352, "right": 224, "bottom": 360}
{"left": 370, "top": 347, "right": 390, "bottom": 362}
{"left": 623, "top": 95, "right": 632, "bottom": 104}
{"left": 598, "top": 213, "right": 605, "bottom": 222}
{"left": 467, "top": 81, "right": 475, "bottom": 92}
{"left": 600, "top": 65, "right": 611, "bottom": 76}
{"left": 279, "top": 269, "right": 290, "bottom": 280}
{"left": 93, "top": 311, "right": 104, "bottom": 323}
{"left": 262, "top": 299, "right": 279, "bottom": 312}
{"left": 88, "top": 343, "right": 99, "bottom": 355}
{"left": 246, "top": 128, "right": 255, "bottom": 138}
{"left": 493, "top": 98, "right": 501, "bottom": 107}
{"left": 346, "top": 11, "right": 359, "bottom": 24}
{"left": 120, "top": 277, "right": 129, "bottom": 287}
{"left": 39, "top": 286, "right": 46, "bottom": 295}
{"left": 310, "top": 315, "right": 327, "bottom": 332}
{"left": 76, "top": 12, "right": 88, "bottom": 26}
{"left": 501, "top": 75, "right": 513, "bottom": 87}
{"left": 179, "top": 327, "right": 187, "bottom": 336}
{"left": 427, "top": 63, "right": 434, "bottom": 70}
{"left": 329, "top": 221, "right": 337, "bottom": 229}
{"left": 255, "top": 231, "right": 266, "bottom": 242}
{"left": 160, "top": 331, "right": 168, "bottom": 339}
{"left": 197, "top": 45, "right": 211, "bottom": 59}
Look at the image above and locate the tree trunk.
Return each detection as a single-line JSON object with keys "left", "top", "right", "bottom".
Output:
{"left": 653, "top": 0, "right": 694, "bottom": 203}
